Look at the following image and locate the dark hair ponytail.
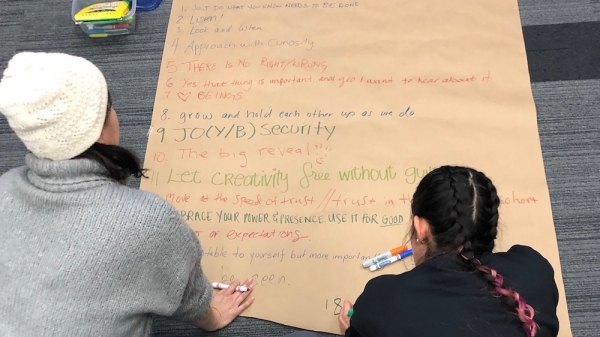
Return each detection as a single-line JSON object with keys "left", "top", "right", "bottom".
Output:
{"left": 411, "top": 166, "right": 537, "bottom": 336}
{"left": 75, "top": 91, "right": 147, "bottom": 182}
{"left": 77, "top": 143, "right": 147, "bottom": 181}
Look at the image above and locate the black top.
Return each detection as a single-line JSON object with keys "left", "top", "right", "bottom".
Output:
{"left": 346, "top": 245, "right": 559, "bottom": 337}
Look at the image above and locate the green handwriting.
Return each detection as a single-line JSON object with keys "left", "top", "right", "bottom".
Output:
{"left": 299, "top": 162, "right": 331, "bottom": 189}
{"left": 338, "top": 165, "right": 397, "bottom": 181}
{"left": 211, "top": 169, "right": 289, "bottom": 193}
{"left": 167, "top": 169, "right": 202, "bottom": 184}
{"left": 405, "top": 166, "right": 436, "bottom": 184}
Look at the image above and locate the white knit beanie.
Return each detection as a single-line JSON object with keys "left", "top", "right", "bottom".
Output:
{"left": 0, "top": 52, "right": 108, "bottom": 161}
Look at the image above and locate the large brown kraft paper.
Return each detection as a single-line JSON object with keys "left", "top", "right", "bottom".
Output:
{"left": 140, "top": 0, "right": 573, "bottom": 335}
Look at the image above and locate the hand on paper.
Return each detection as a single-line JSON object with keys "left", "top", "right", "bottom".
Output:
{"left": 338, "top": 300, "right": 353, "bottom": 335}
{"left": 197, "top": 279, "right": 255, "bottom": 331}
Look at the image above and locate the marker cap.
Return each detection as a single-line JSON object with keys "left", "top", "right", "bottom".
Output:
{"left": 369, "top": 249, "right": 413, "bottom": 271}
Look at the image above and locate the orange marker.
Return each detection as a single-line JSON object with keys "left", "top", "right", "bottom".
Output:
{"left": 362, "top": 245, "right": 408, "bottom": 268}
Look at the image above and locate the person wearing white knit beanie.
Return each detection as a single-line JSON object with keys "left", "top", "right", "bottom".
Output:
{"left": 0, "top": 52, "right": 254, "bottom": 337}
{"left": 0, "top": 52, "right": 111, "bottom": 160}
{"left": 0, "top": 51, "right": 129, "bottom": 180}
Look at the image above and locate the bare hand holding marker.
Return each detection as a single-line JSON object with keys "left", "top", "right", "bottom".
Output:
{"left": 338, "top": 300, "right": 353, "bottom": 335}
{"left": 197, "top": 279, "right": 255, "bottom": 331}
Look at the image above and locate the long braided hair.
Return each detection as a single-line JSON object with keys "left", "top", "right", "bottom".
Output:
{"left": 410, "top": 166, "right": 537, "bottom": 336}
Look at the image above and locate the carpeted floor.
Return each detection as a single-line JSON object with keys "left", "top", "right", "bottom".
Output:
{"left": 1, "top": 0, "right": 599, "bottom": 336}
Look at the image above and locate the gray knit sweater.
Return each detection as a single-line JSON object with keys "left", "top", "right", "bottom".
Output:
{"left": 0, "top": 154, "right": 212, "bottom": 337}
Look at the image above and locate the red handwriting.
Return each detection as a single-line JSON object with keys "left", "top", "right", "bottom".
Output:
{"left": 177, "top": 92, "right": 192, "bottom": 101}
{"left": 177, "top": 148, "right": 208, "bottom": 159}
{"left": 176, "top": 191, "right": 540, "bottom": 211}
{"left": 171, "top": 90, "right": 244, "bottom": 101}
{"left": 260, "top": 57, "right": 328, "bottom": 73}
{"left": 183, "top": 60, "right": 217, "bottom": 71}
{"left": 153, "top": 143, "right": 332, "bottom": 168}
{"left": 166, "top": 192, "right": 190, "bottom": 203}
{"left": 183, "top": 78, "right": 197, "bottom": 87}
{"left": 498, "top": 191, "right": 539, "bottom": 205}
{"left": 203, "top": 79, "right": 228, "bottom": 88}
{"left": 224, "top": 194, "right": 315, "bottom": 208}
{"left": 258, "top": 143, "right": 328, "bottom": 158}
{"left": 226, "top": 229, "right": 309, "bottom": 242}
{"left": 165, "top": 74, "right": 396, "bottom": 100}
{"left": 163, "top": 59, "right": 490, "bottom": 92}
{"left": 165, "top": 57, "right": 329, "bottom": 73}
{"left": 401, "top": 71, "right": 492, "bottom": 84}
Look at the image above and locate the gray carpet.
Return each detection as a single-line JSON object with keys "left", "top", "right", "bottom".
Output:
{"left": 1, "top": 0, "right": 599, "bottom": 336}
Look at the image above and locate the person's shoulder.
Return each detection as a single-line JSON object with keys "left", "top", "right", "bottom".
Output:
{"left": 115, "top": 186, "right": 174, "bottom": 210}
{"left": 355, "top": 271, "right": 418, "bottom": 319}
{"left": 504, "top": 244, "right": 555, "bottom": 276}
{"left": 100, "top": 185, "right": 193, "bottom": 236}
{"left": 502, "top": 245, "right": 560, "bottom": 308}
{"left": 364, "top": 274, "right": 395, "bottom": 288}
{"left": 0, "top": 166, "right": 28, "bottom": 196}
{"left": 507, "top": 244, "right": 550, "bottom": 262}
{"left": 102, "top": 184, "right": 177, "bottom": 215}
{"left": 0, "top": 166, "right": 27, "bottom": 182}
{"left": 363, "top": 270, "right": 415, "bottom": 295}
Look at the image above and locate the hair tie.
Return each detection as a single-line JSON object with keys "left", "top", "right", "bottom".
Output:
{"left": 460, "top": 252, "right": 481, "bottom": 265}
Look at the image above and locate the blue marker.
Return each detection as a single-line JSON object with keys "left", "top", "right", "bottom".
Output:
{"left": 369, "top": 249, "right": 413, "bottom": 271}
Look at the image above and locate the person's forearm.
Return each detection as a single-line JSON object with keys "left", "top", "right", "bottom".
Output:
{"left": 196, "top": 306, "right": 221, "bottom": 331}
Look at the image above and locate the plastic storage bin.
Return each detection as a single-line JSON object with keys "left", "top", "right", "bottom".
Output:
{"left": 72, "top": 0, "right": 137, "bottom": 38}
{"left": 136, "top": 0, "right": 162, "bottom": 11}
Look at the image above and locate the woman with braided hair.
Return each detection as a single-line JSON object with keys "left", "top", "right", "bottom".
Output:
{"left": 337, "top": 166, "right": 560, "bottom": 337}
